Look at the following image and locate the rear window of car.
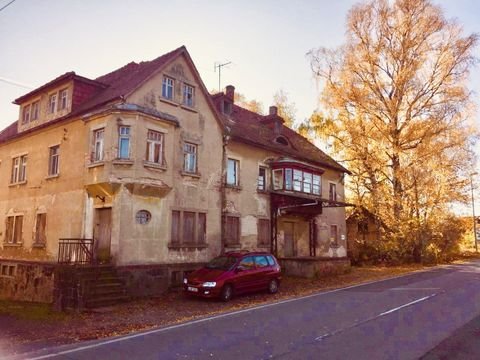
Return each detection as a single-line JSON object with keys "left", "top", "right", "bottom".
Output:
{"left": 266, "top": 255, "right": 276, "bottom": 266}
{"left": 255, "top": 255, "right": 269, "bottom": 268}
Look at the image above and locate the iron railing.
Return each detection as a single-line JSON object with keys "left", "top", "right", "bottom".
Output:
{"left": 58, "top": 238, "right": 94, "bottom": 265}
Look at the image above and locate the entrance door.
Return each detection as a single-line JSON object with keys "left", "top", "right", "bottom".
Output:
{"left": 95, "top": 208, "right": 112, "bottom": 263}
{"left": 284, "top": 222, "right": 295, "bottom": 257}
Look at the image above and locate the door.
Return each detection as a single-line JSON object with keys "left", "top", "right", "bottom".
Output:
{"left": 94, "top": 208, "right": 112, "bottom": 263}
{"left": 284, "top": 222, "right": 295, "bottom": 257}
{"left": 232, "top": 256, "right": 257, "bottom": 294}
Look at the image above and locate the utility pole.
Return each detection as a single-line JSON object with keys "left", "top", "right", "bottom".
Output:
{"left": 471, "top": 172, "right": 478, "bottom": 252}
{"left": 214, "top": 61, "right": 231, "bottom": 92}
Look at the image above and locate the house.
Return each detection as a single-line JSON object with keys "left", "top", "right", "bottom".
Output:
{"left": 0, "top": 46, "right": 350, "bottom": 307}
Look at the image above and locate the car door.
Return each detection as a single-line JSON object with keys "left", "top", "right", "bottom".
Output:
{"left": 254, "top": 255, "right": 271, "bottom": 289}
{"left": 232, "top": 256, "right": 256, "bottom": 294}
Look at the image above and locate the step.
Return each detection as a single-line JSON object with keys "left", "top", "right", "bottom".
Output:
{"left": 84, "top": 283, "right": 126, "bottom": 296}
{"left": 84, "top": 294, "right": 130, "bottom": 308}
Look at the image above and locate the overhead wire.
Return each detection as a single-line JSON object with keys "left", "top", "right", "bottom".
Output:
{"left": 0, "top": 0, "right": 17, "bottom": 13}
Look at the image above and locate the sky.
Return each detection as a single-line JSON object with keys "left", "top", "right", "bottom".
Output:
{"left": 0, "top": 0, "right": 479, "bottom": 211}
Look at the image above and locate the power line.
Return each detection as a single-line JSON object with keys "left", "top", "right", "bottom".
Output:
{"left": 0, "top": 76, "right": 33, "bottom": 89}
{"left": 0, "top": 0, "right": 17, "bottom": 13}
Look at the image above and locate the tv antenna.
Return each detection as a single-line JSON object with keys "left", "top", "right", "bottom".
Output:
{"left": 214, "top": 61, "right": 232, "bottom": 92}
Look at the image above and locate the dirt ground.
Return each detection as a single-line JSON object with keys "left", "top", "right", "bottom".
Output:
{"left": 4, "top": 256, "right": 479, "bottom": 357}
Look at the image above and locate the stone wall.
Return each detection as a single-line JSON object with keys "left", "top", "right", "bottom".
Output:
{"left": 279, "top": 257, "right": 351, "bottom": 279}
{"left": 0, "top": 259, "right": 55, "bottom": 303}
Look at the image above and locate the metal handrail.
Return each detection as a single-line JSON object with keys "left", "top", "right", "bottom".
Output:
{"left": 58, "top": 238, "right": 94, "bottom": 264}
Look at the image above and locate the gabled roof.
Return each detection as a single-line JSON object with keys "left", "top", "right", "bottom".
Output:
{"left": 216, "top": 99, "right": 349, "bottom": 173}
{"left": 0, "top": 121, "right": 18, "bottom": 143}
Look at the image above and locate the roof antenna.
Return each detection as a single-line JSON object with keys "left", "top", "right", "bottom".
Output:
{"left": 214, "top": 61, "right": 232, "bottom": 92}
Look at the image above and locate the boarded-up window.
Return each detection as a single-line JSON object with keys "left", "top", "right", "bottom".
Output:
{"left": 5, "top": 215, "right": 23, "bottom": 244}
{"left": 35, "top": 213, "right": 47, "bottom": 244}
{"left": 257, "top": 219, "right": 270, "bottom": 247}
{"left": 225, "top": 215, "right": 240, "bottom": 245}
{"left": 198, "top": 213, "right": 206, "bottom": 244}
{"left": 171, "top": 210, "right": 181, "bottom": 244}
{"left": 183, "top": 212, "right": 195, "bottom": 244}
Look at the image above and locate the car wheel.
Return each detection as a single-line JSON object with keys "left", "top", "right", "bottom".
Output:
{"left": 268, "top": 279, "right": 279, "bottom": 294}
{"left": 220, "top": 284, "right": 233, "bottom": 302}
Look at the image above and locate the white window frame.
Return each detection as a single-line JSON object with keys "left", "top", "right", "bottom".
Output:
{"left": 31, "top": 101, "right": 39, "bottom": 121}
{"left": 59, "top": 89, "right": 68, "bottom": 110}
{"left": 329, "top": 182, "right": 337, "bottom": 201}
{"left": 22, "top": 104, "right": 31, "bottom": 124}
{"left": 183, "top": 142, "right": 197, "bottom": 173}
{"left": 118, "top": 126, "right": 131, "bottom": 159}
{"left": 48, "top": 145, "right": 60, "bottom": 176}
{"left": 162, "top": 76, "right": 174, "bottom": 100}
{"left": 92, "top": 128, "right": 105, "bottom": 162}
{"left": 258, "top": 166, "right": 267, "bottom": 191}
{"left": 183, "top": 84, "right": 194, "bottom": 107}
{"left": 146, "top": 130, "right": 164, "bottom": 164}
{"left": 226, "top": 158, "right": 240, "bottom": 186}
{"left": 5, "top": 214, "right": 24, "bottom": 244}
{"left": 11, "top": 154, "right": 27, "bottom": 183}
{"left": 48, "top": 93, "right": 57, "bottom": 113}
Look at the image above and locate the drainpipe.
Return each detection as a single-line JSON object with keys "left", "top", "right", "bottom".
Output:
{"left": 220, "top": 134, "right": 230, "bottom": 255}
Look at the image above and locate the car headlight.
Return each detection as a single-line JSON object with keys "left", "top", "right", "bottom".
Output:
{"left": 202, "top": 281, "right": 217, "bottom": 288}
{"left": 183, "top": 278, "right": 188, "bottom": 284}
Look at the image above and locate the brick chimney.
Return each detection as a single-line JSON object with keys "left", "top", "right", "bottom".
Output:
{"left": 225, "top": 85, "right": 235, "bottom": 101}
{"left": 269, "top": 106, "right": 278, "bottom": 116}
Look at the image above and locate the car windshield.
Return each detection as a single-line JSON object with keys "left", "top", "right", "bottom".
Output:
{"left": 205, "top": 256, "right": 237, "bottom": 270}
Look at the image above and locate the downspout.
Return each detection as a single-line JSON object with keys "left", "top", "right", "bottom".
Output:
{"left": 220, "top": 134, "right": 230, "bottom": 255}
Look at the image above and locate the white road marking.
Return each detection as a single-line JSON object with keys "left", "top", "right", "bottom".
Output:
{"left": 390, "top": 287, "right": 440, "bottom": 291}
{"left": 19, "top": 266, "right": 449, "bottom": 360}
{"left": 315, "top": 293, "right": 438, "bottom": 341}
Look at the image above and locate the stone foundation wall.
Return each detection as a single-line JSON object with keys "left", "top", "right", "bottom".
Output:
{"left": 279, "top": 257, "right": 351, "bottom": 279}
{"left": 0, "top": 259, "right": 55, "bottom": 303}
{"left": 116, "top": 262, "right": 206, "bottom": 298}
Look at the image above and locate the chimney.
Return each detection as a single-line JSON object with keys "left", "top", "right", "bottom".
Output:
{"left": 225, "top": 85, "right": 235, "bottom": 101}
{"left": 269, "top": 106, "right": 278, "bottom": 116}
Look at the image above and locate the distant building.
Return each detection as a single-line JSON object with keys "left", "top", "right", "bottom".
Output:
{"left": 0, "top": 46, "right": 350, "bottom": 306}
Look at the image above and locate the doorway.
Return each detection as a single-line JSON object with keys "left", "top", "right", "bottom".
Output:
{"left": 94, "top": 208, "right": 112, "bottom": 263}
{"left": 284, "top": 221, "right": 295, "bottom": 257}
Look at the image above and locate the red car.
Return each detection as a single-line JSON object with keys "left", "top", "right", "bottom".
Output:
{"left": 184, "top": 251, "right": 282, "bottom": 301}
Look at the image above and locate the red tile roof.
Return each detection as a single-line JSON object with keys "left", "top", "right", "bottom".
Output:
{"left": 215, "top": 97, "right": 349, "bottom": 173}
{"left": 0, "top": 120, "right": 18, "bottom": 143}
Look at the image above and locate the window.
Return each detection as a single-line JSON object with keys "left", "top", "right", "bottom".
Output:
{"left": 313, "top": 175, "right": 321, "bottom": 195}
{"left": 59, "top": 89, "right": 68, "bottom": 110}
{"left": 273, "top": 169, "right": 284, "bottom": 190}
{"left": 257, "top": 219, "right": 270, "bottom": 246}
{"left": 35, "top": 213, "right": 46, "bottom": 245}
{"left": 293, "top": 169, "right": 302, "bottom": 191}
{"left": 285, "top": 168, "right": 292, "bottom": 190}
{"left": 183, "top": 84, "right": 194, "bottom": 107}
{"left": 330, "top": 225, "right": 338, "bottom": 245}
{"left": 255, "top": 255, "right": 269, "bottom": 268}
{"left": 146, "top": 130, "right": 164, "bottom": 164}
{"left": 92, "top": 128, "right": 104, "bottom": 162}
{"left": 329, "top": 183, "right": 337, "bottom": 201}
{"left": 183, "top": 143, "right": 197, "bottom": 173}
{"left": 22, "top": 105, "right": 31, "bottom": 124}
{"left": 170, "top": 210, "right": 207, "bottom": 246}
{"left": 5, "top": 215, "right": 23, "bottom": 244}
{"left": 275, "top": 136, "right": 289, "bottom": 146}
{"left": 224, "top": 215, "right": 240, "bottom": 245}
{"left": 118, "top": 126, "right": 130, "bottom": 159}
{"left": 162, "top": 76, "right": 174, "bottom": 100}
{"left": 135, "top": 210, "right": 151, "bottom": 224}
{"left": 238, "top": 256, "right": 255, "bottom": 270}
{"left": 227, "top": 158, "right": 239, "bottom": 186}
{"left": 303, "top": 172, "right": 312, "bottom": 193}
{"left": 48, "top": 145, "right": 60, "bottom": 176}
{"left": 258, "top": 167, "right": 266, "bottom": 191}
{"left": 31, "top": 101, "right": 39, "bottom": 120}
{"left": 223, "top": 101, "right": 232, "bottom": 115}
{"left": 48, "top": 94, "right": 57, "bottom": 113}
{"left": 11, "top": 155, "right": 27, "bottom": 183}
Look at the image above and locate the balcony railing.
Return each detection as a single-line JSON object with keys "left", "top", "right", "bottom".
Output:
{"left": 58, "top": 238, "right": 94, "bottom": 265}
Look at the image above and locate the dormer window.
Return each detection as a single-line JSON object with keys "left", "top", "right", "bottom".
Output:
{"left": 59, "top": 89, "right": 68, "bottom": 110}
{"left": 223, "top": 101, "right": 232, "bottom": 115}
{"left": 275, "top": 136, "right": 289, "bottom": 146}
{"left": 162, "top": 76, "right": 174, "bottom": 100}
{"left": 48, "top": 94, "right": 57, "bottom": 113}
{"left": 22, "top": 105, "right": 31, "bottom": 124}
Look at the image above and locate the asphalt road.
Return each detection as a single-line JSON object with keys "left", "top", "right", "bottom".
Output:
{"left": 12, "top": 260, "right": 480, "bottom": 360}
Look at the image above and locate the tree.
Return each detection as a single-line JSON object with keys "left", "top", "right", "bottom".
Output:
{"left": 273, "top": 89, "right": 297, "bottom": 128}
{"left": 305, "top": 0, "right": 478, "bottom": 261}
{"left": 234, "top": 92, "right": 264, "bottom": 114}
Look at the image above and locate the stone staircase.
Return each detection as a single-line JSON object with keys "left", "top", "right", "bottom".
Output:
{"left": 77, "top": 266, "right": 130, "bottom": 308}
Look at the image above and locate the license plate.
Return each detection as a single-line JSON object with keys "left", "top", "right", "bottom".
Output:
{"left": 187, "top": 286, "right": 198, "bottom": 293}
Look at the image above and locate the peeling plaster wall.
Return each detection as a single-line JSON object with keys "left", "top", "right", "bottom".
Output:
{"left": 0, "top": 119, "right": 88, "bottom": 262}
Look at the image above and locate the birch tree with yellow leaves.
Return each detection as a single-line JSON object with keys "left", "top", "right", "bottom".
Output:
{"left": 306, "top": 0, "right": 478, "bottom": 261}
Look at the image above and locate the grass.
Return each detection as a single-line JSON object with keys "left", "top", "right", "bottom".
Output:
{"left": 0, "top": 300, "right": 67, "bottom": 321}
